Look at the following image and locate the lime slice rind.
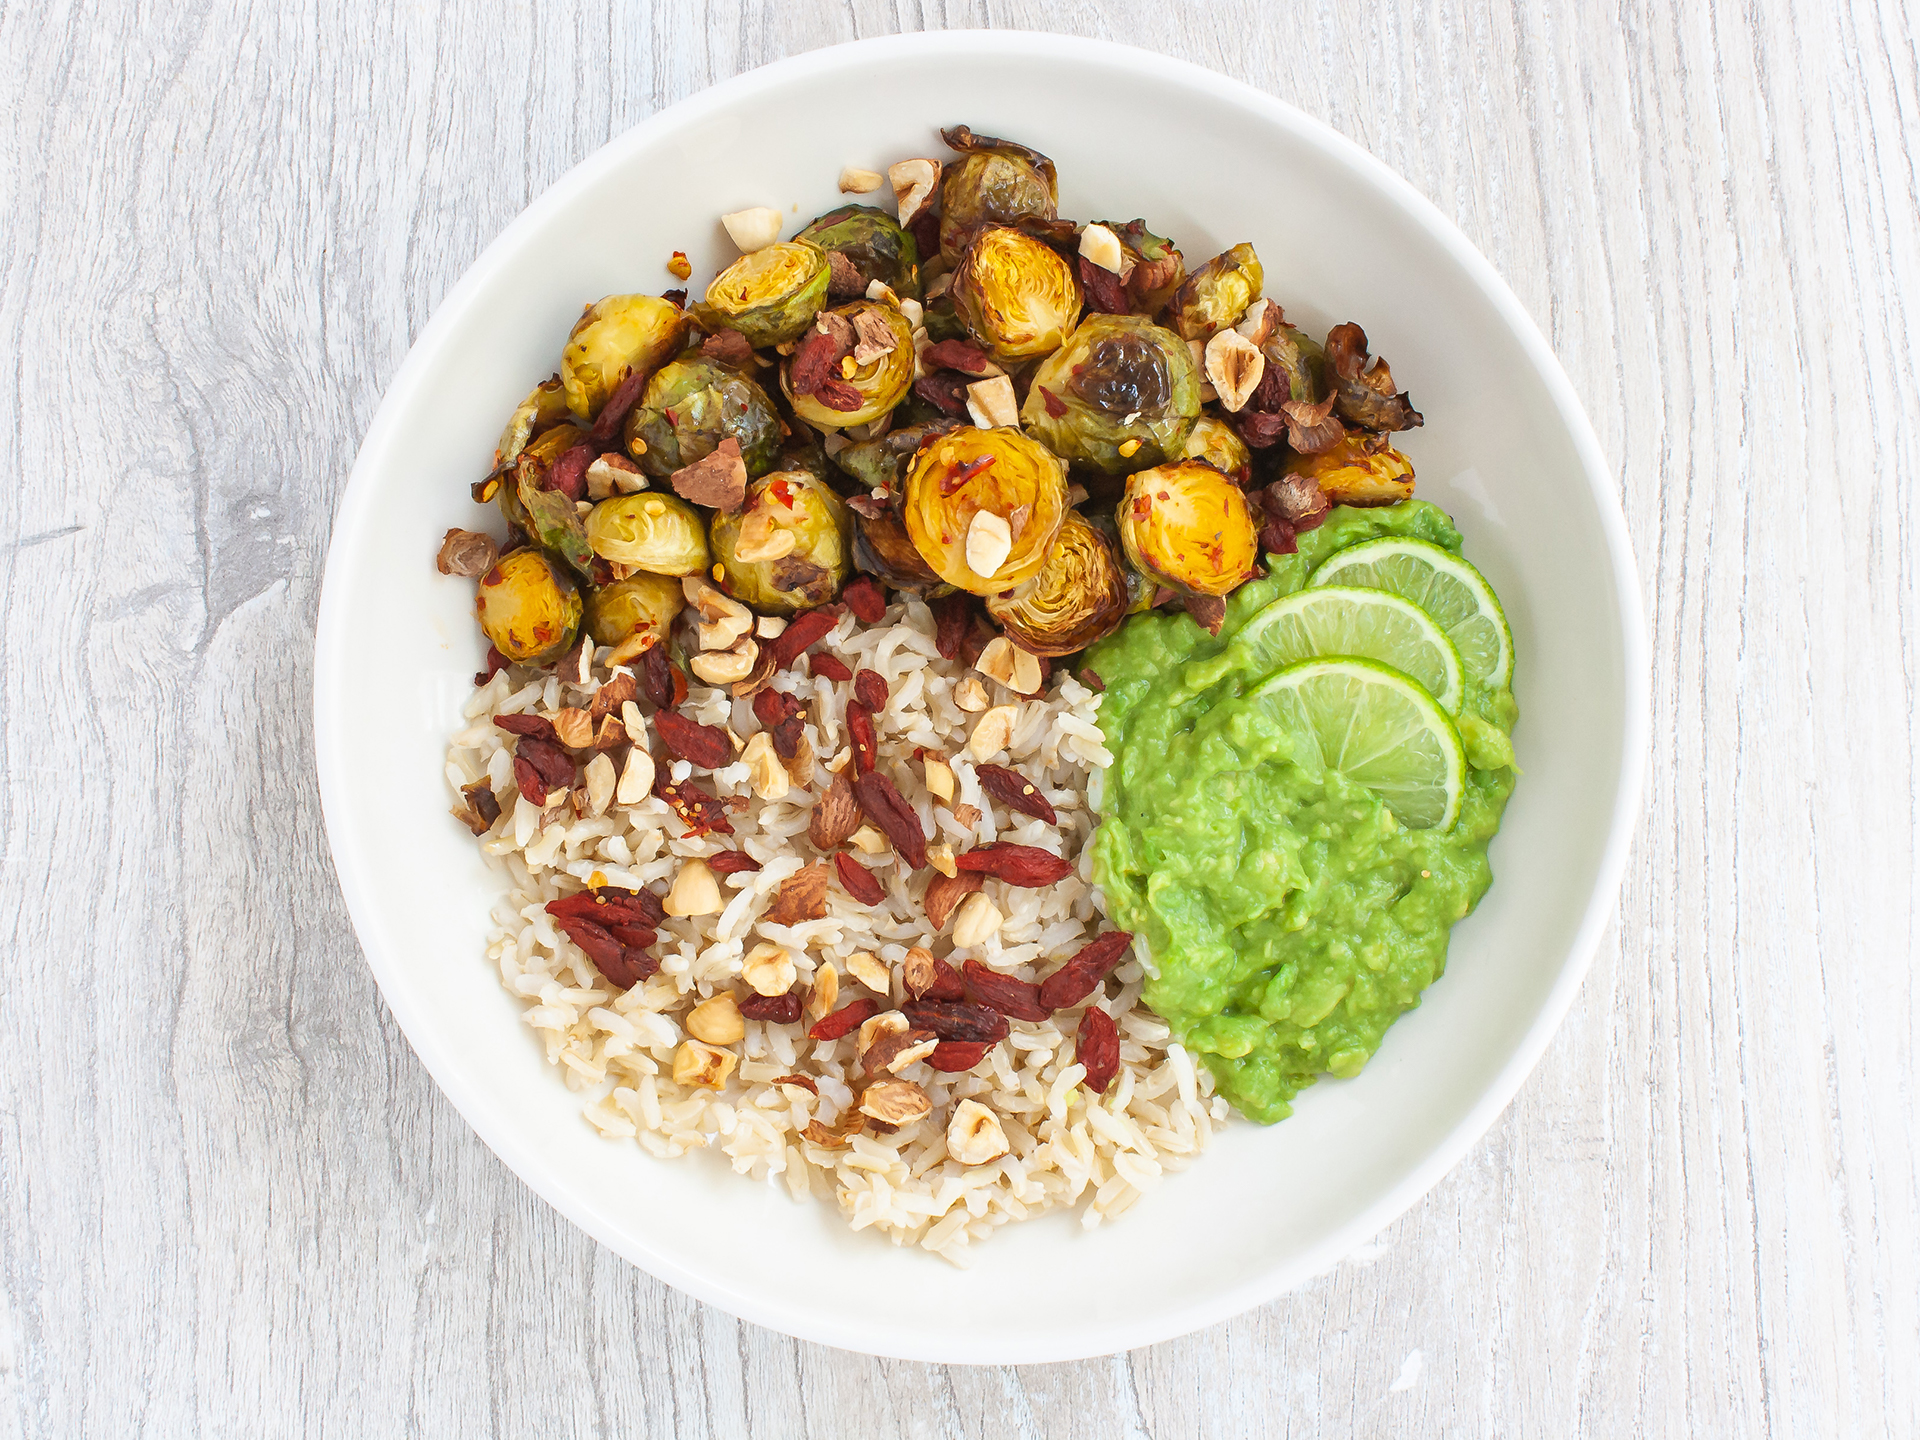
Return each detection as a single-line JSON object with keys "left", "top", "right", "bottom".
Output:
{"left": 1307, "top": 537, "right": 1513, "bottom": 690}
{"left": 1233, "top": 584, "right": 1466, "bottom": 715}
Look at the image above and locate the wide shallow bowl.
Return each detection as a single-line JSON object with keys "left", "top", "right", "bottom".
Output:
{"left": 315, "top": 31, "right": 1646, "bottom": 1363}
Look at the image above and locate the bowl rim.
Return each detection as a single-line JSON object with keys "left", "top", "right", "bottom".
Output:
{"left": 314, "top": 28, "right": 1648, "bottom": 1362}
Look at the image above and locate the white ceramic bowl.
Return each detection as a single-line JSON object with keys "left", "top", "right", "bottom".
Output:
{"left": 315, "top": 31, "right": 1646, "bottom": 1363}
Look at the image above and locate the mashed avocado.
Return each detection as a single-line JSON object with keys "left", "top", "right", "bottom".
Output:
{"left": 1088, "top": 502, "right": 1517, "bottom": 1122}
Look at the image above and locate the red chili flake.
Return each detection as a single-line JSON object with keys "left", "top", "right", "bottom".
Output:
{"left": 932, "top": 592, "right": 972, "bottom": 660}
{"left": 853, "top": 668, "right": 889, "bottom": 713}
{"left": 940, "top": 455, "right": 997, "bottom": 497}
{"left": 961, "top": 958, "right": 1052, "bottom": 1022}
{"left": 1036, "top": 931, "right": 1135, "bottom": 1011}
{"left": 653, "top": 777, "right": 734, "bottom": 837}
{"left": 807, "top": 997, "right": 880, "bottom": 1041}
{"left": 740, "top": 990, "right": 804, "bottom": 1024}
{"left": 846, "top": 701, "right": 878, "bottom": 775}
{"left": 926, "top": 1040, "right": 992, "bottom": 1072}
{"left": 841, "top": 574, "right": 887, "bottom": 624}
{"left": 833, "top": 852, "right": 885, "bottom": 905}
{"left": 1038, "top": 386, "right": 1069, "bottom": 419}
{"left": 1077, "top": 1006, "right": 1120, "bottom": 1094}
{"left": 1077, "top": 666, "right": 1105, "bottom": 692}
{"left": 770, "top": 607, "right": 839, "bottom": 667}
{"left": 474, "top": 645, "right": 510, "bottom": 687}
{"left": 809, "top": 653, "right": 853, "bottom": 682}
{"left": 670, "top": 664, "right": 689, "bottom": 706}
{"left": 706, "top": 850, "right": 763, "bottom": 875}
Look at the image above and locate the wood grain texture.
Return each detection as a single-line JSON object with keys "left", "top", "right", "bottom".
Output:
{"left": 1, "top": 0, "right": 1914, "bottom": 1434}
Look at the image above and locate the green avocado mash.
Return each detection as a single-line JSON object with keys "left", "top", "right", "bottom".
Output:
{"left": 1088, "top": 501, "right": 1518, "bottom": 1122}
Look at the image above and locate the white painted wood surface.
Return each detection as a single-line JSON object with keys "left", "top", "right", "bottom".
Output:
{"left": 2, "top": 0, "right": 1913, "bottom": 1433}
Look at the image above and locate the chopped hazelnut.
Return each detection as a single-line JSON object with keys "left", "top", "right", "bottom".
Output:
{"left": 741, "top": 942, "right": 797, "bottom": 997}
{"left": 839, "top": 166, "right": 884, "bottom": 194}
{"left": 950, "top": 891, "right": 1003, "bottom": 948}
{"left": 845, "top": 951, "right": 892, "bottom": 993}
{"left": 672, "top": 1039, "right": 737, "bottom": 1089}
{"left": 947, "top": 1099, "right": 1011, "bottom": 1164}
{"left": 664, "top": 858, "right": 722, "bottom": 917}
{"left": 720, "top": 206, "right": 782, "bottom": 253}
{"left": 686, "top": 992, "right": 746, "bottom": 1045}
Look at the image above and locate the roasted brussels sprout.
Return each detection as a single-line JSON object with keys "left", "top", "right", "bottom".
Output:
{"left": 1019, "top": 314, "right": 1201, "bottom": 475}
{"left": 710, "top": 470, "right": 852, "bottom": 611}
{"left": 585, "top": 492, "right": 710, "bottom": 575}
{"left": 1283, "top": 432, "right": 1415, "bottom": 506}
{"left": 1324, "top": 322, "right": 1423, "bottom": 432}
{"left": 985, "top": 510, "right": 1129, "bottom": 655}
{"left": 1105, "top": 220, "right": 1187, "bottom": 317}
{"left": 1118, "top": 460, "right": 1260, "bottom": 597}
{"left": 795, "top": 205, "right": 920, "bottom": 299}
{"left": 475, "top": 548, "right": 582, "bottom": 663}
{"left": 787, "top": 301, "right": 917, "bottom": 430}
{"left": 1262, "top": 324, "right": 1330, "bottom": 407}
{"left": 901, "top": 426, "right": 1069, "bottom": 594}
{"left": 950, "top": 227, "right": 1082, "bottom": 363}
{"left": 852, "top": 507, "right": 948, "bottom": 594}
{"left": 561, "top": 294, "right": 689, "bottom": 421}
{"left": 694, "top": 241, "right": 831, "bottom": 348}
{"left": 505, "top": 422, "right": 596, "bottom": 574}
{"left": 496, "top": 375, "right": 570, "bottom": 468}
{"left": 1183, "top": 415, "right": 1253, "bottom": 479}
{"left": 937, "top": 126, "right": 1060, "bottom": 265}
{"left": 1165, "top": 243, "right": 1264, "bottom": 342}
{"left": 834, "top": 419, "right": 963, "bottom": 495}
{"left": 585, "top": 572, "right": 686, "bottom": 649}
{"left": 623, "top": 357, "right": 781, "bottom": 478}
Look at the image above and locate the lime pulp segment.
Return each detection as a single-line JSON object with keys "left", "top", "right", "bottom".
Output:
{"left": 1306, "top": 537, "right": 1513, "bottom": 690}
{"left": 1233, "top": 584, "right": 1466, "bottom": 715}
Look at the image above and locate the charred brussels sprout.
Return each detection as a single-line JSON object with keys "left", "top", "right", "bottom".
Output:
{"left": 1165, "top": 243, "right": 1264, "bottom": 342}
{"left": 1106, "top": 220, "right": 1187, "bottom": 317}
{"left": 496, "top": 375, "right": 570, "bottom": 468}
{"left": 1284, "top": 432, "right": 1415, "bottom": 506}
{"left": 710, "top": 471, "right": 851, "bottom": 612}
{"left": 852, "top": 507, "right": 948, "bottom": 594}
{"left": 901, "top": 426, "right": 1068, "bottom": 594}
{"left": 787, "top": 301, "right": 917, "bottom": 430}
{"left": 694, "top": 241, "right": 830, "bottom": 348}
{"left": 1183, "top": 416, "right": 1253, "bottom": 479}
{"left": 1324, "top": 322, "right": 1423, "bottom": 432}
{"left": 1118, "top": 460, "right": 1259, "bottom": 597}
{"left": 585, "top": 492, "right": 710, "bottom": 575}
{"left": 834, "top": 419, "right": 963, "bottom": 495}
{"left": 950, "top": 227, "right": 1082, "bottom": 363}
{"left": 475, "top": 549, "right": 582, "bottom": 663}
{"left": 1020, "top": 314, "right": 1200, "bottom": 475}
{"left": 984, "top": 510, "right": 1129, "bottom": 656}
{"left": 795, "top": 205, "right": 920, "bottom": 299}
{"left": 623, "top": 357, "right": 781, "bottom": 478}
{"left": 938, "top": 126, "right": 1060, "bottom": 265}
{"left": 561, "top": 295, "right": 689, "bottom": 421}
{"left": 1262, "top": 324, "right": 1330, "bottom": 406}
{"left": 586, "top": 572, "right": 685, "bottom": 649}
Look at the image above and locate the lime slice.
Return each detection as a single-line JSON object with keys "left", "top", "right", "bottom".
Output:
{"left": 1307, "top": 538, "right": 1513, "bottom": 689}
{"left": 1249, "top": 658, "right": 1466, "bottom": 829}
{"left": 1233, "top": 585, "right": 1465, "bottom": 714}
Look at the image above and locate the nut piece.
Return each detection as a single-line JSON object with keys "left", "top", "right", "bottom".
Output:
{"left": 615, "top": 745, "right": 655, "bottom": 804}
{"left": 845, "top": 951, "right": 892, "bottom": 993}
{"left": 686, "top": 992, "right": 746, "bottom": 1045}
{"left": 847, "top": 824, "right": 889, "bottom": 856}
{"left": 965, "top": 374, "right": 1019, "bottom": 430}
{"left": 683, "top": 576, "right": 754, "bottom": 650}
{"left": 839, "top": 165, "right": 884, "bottom": 194}
{"left": 550, "top": 707, "right": 594, "bottom": 748}
{"left": 755, "top": 614, "right": 788, "bottom": 639}
{"left": 888, "top": 158, "right": 941, "bottom": 224}
{"left": 964, "top": 510, "right": 1013, "bottom": 580}
{"left": 1234, "top": 297, "right": 1280, "bottom": 348}
{"left": 587, "top": 452, "right": 648, "bottom": 499}
{"left": 805, "top": 959, "right": 839, "bottom": 1022}
{"left": 741, "top": 942, "right": 797, "bottom": 997}
{"left": 1204, "top": 329, "right": 1266, "bottom": 413}
{"left": 673, "top": 1039, "right": 738, "bottom": 1089}
{"left": 950, "top": 891, "right": 1004, "bottom": 948}
{"left": 583, "top": 752, "right": 616, "bottom": 817}
{"left": 1078, "top": 223, "right": 1125, "bottom": 275}
{"left": 858, "top": 1079, "right": 933, "bottom": 1126}
{"left": 1187, "top": 338, "right": 1218, "bottom": 402}
{"left": 967, "top": 704, "right": 1018, "bottom": 761}
{"left": 664, "top": 857, "right": 722, "bottom": 917}
{"left": 732, "top": 508, "right": 797, "bottom": 564}
{"left": 953, "top": 675, "right": 991, "bottom": 713}
{"left": 620, "top": 699, "right": 647, "bottom": 745}
{"left": 690, "top": 640, "right": 758, "bottom": 685}
{"left": 975, "top": 637, "right": 1042, "bottom": 695}
{"left": 741, "top": 731, "right": 790, "bottom": 801}
{"left": 946, "top": 1099, "right": 1011, "bottom": 1165}
{"left": 856, "top": 1009, "right": 907, "bottom": 1059}
{"left": 923, "top": 755, "right": 955, "bottom": 804}
{"left": 925, "top": 842, "right": 958, "bottom": 878}
{"left": 862, "top": 1014, "right": 938, "bottom": 1075}
{"left": 721, "top": 206, "right": 783, "bottom": 253}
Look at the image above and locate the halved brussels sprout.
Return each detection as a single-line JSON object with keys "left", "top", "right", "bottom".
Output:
{"left": 787, "top": 301, "right": 917, "bottom": 430}
{"left": 1263, "top": 324, "right": 1329, "bottom": 406}
{"left": 1165, "top": 243, "right": 1264, "bottom": 342}
{"left": 694, "top": 241, "right": 831, "bottom": 348}
{"left": 834, "top": 419, "right": 963, "bottom": 495}
{"left": 585, "top": 492, "right": 710, "bottom": 575}
{"left": 585, "top": 572, "right": 686, "bottom": 649}
{"left": 852, "top": 507, "right": 948, "bottom": 594}
{"left": 561, "top": 295, "right": 689, "bottom": 421}
{"left": 985, "top": 510, "right": 1129, "bottom": 656}
{"left": 1283, "top": 433, "right": 1415, "bottom": 506}
{"left": 1105, "top": 220, "right": 1187, "bottom": 317}
{"left": 496, "top": 375, "right": 570, "bottom": 468}
{"left": 710, "top": 471, "right": 851, "bottom": 612}
{"left": 938, "top": 126, "right": 1059, "bottom": 264}
{"left": 1118, "top": 460, "right": 1259, "bottom": 597}
{"left": 506, "top": 422, "right": 595, "bottom": 573}
{"left": 475, "top": 548, "right": 582, "bottom": 663}
{"left": 1019, "top": 314, "right": 1201, "bottom": 475}
{"left": 795, "top": 204, "right": 920, "bottom": 299}
{"left": 1183, "top": 415, "right": 1252, "bottom": 479}
{"left": 1083, "top": 504, "right": 1157, "bottom": 614}
{"left": 950, "top": 227, "right": 1082, "bottom": 363}
{"left": 900, "top": 426, "right": 1068, "bottom": 594}
{"left": 623, "top": 357, "right": 781, "bottom": 478}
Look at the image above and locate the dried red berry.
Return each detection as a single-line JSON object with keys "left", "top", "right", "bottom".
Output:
{"left": 652, "top": 710, "right": 732, "bottom": 769}
{"left": 740, "top": 990, "right": 804, "bottom": 1024}
{"left": 846, "top": 701, "right": 878, "bottom": 775}
{"left": 900, "top": 1000, "right": 1009, "bottom": 1045}
{"left": 807, "top": 997, "right": 880, "bottom": 1041}
{"left": 640, "top": 643, "right": 674, "bottom": 708}
{"left": 493, "top": 712, "right": 559, "bottom": 741}
{"left": 770, "top": 606, "right": 839, "bottom": 667}
{"left": 853, "top": 771, "right": 928, "bottom": 869}
{"left": 1036, "top": 931, "right": 1135, "bottom": 1010}
{"left": 975, "top": 763, "right": 1058, "bottom": 824}
{"left": 654, "top": 778, "right": 733, "bottom": 838}
{"left": 771, "top": 714, "right": 805, "bottom": 760}
{"left": 931, "top": 592, "right": 972, "bottom": 660}
{"left": 474, "top": 645, "right": 511, "bottom": 687}
{"left": 853, "top": 668, "right": 889, "bottom": 713}
{"left": 706, "top": 850, "right": 763, "bottom": 875}
{"left": 752, "top": 688, "right": 802, "bottom": 730}
{"left": 926, "top": 1040, "right": 992, "bottom": 1072}
{"left": 841, "top": 574, "right": 888, "bottom": 624}
{"left": 952, "top": 843, "right": 1071, "bottom": 887}
{"left": 547, "top": 888, "right": 664, "bottom": 928}
{"left": 961, "top": 959, "right": 1052, "bottom": 1022}
{"left": 588, "top": 366, "right": 648, "bottom": 442}
{"left": 1077, "top": 1006, "right": 1120, "bottom": 1095}
{"left": 809, "top": 653, "right": 852, "bottom": 682}
{"left": 833, "top": 852, "right": 885, "bottom": 906}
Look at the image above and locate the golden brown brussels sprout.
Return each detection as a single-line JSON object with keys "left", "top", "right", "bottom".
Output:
{"left": 852, "top": 507, "right": 948, "bottom": 594}
{"left": 1019, "top": 314, "right": 1201, "bottom": 475}
{"left": 495, "top": 375, "right": 570, "bottom": 468}
{"left": 585, "top": 492, "right": 710, "bottom": 575}
{"left": 786, "top": 301, "right": 917, "bottom": 430}
{"left": 1118, "top": 460, "right": 1260, "bottom": 597}
{"left": 937, "top": 126, "right": 1059, "bottom": 265}
{"left": 623, "top": 357, "right": 781, "bottom": 478}
{"left": 795, "top": 205, "right": 920, "bottom": 299}
{"left": 1165, "top": 243, "right": 1264, "bottom": 342}
{"left": 1183, "top": 415, "right": 1253, "bottom": 479}
{"left": 585, "top": 572, "right": 685, "bottom": 649}
{"left": 505, "top": 422, "right": 596, "bottom": 574}
{"left": 949, "top": 227, "right": 1082, "bottom": 363}
{"left": 900, "top": 426, "right": 1069, "bottom": 594}
{"left": 1262, "top": 324, "right": 1329, "bottom": 407}
{"left": 561, "top": 295, "right": 689, "bottom": 421}
{"left": 834, "top": 419, "right": 963, "bottom": 495}
{"left": 475, "top": 548, "right": 582, "bottom": 663}
{"left": 1283, "top": 432, "right": 1415, "bottom": 506}
{"left": 1106, "top": 220, "right": 1188, "bottom": 317}
{"left": 985, "top": 510, "right": 1129, "bottom": 656}
{"left": 694, "top": 241, "right": 831, "bottom": 349}
{"left": 710, "top": 470, "right": 851, "bottom": 612}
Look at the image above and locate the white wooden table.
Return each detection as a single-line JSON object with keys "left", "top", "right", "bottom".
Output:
{"left": 4, "top": 1, "right": 1913, "bottom": 1434}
